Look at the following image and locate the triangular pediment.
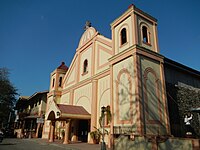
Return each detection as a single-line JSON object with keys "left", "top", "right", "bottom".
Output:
{"left": 63, "top": 26, "right": 112, "bottom": 88}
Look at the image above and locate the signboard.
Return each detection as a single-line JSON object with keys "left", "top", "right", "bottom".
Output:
{"left": 37, "top": 118, "right": 44, "bottom": 123}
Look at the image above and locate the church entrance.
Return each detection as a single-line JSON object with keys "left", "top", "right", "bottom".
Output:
{"left": 77, "top": 120, "right": 90, "bottom": 142}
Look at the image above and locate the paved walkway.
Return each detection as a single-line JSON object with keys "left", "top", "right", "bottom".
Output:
{"left": 29, "top": 138, "right": 107, "bottom": 150}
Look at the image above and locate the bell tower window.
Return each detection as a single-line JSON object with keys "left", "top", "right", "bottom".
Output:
{"left": 52, "top": 78, "right": 55, "bottom": 88}
{"left": 83, "top": 59, "right": 88, "bottom": 74}
{"left": 142, "top": 26, "right": 149, "bottom": 43}
{"left": 121, "top": 28, "right": 127, "bottom": 45}
{"left": 59, "top": 77, "right": 62, "bottom": 87}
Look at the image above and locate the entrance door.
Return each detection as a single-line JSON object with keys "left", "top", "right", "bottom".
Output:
{"left": 78, "top": 120, "right": 89, "bottom": 142}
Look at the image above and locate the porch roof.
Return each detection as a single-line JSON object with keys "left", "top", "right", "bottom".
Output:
{"left": 58, "top": 104, "right": 91, "bottom": 119}
{"left": 45, "top": 100, "right": 91, "bottom": 120}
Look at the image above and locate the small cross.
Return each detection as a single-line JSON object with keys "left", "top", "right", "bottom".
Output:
{"left": 84, "top": 21, "right": 91, "bottom": 30}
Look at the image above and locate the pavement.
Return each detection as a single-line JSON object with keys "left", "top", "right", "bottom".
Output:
{"left": 0, "top": 138, "right": 110, "bottom": 150}
{"left": 31, "top": 138, "right": 102, "bottom": 150}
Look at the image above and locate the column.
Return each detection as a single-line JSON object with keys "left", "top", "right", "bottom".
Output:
{"left": 89, "top": 80, "right": 98, "bottom": 143}
{"left": 35, "top": 123, "right": 40, "bottom": 138}
{"left": 109, "top": 65, "right": 114, "bottom": 149}
{"left": 22, "top": 120, "right": 26, "bottom": 138}
{"left": 29, "top": 120, "right": 33, "bottom": 139}
{"left": 63, "top": 119, "right": 70, "bottom": 144}
{"left": 90, "top": 80, "right": 97, "bottom": 131}
{"left": 48, "top": 122, "right": 51, "bottom": 140}
{"left": 49, "top": 121, "right": 55, "bottom": 142}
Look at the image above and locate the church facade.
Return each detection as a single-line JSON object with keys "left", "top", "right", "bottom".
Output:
{"left": 42, "top": 4, "right": 170, "bottom": 145}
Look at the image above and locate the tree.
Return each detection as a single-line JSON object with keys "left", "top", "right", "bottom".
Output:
{"left": 0, "top": 68, "right": 18, "bottom": 128}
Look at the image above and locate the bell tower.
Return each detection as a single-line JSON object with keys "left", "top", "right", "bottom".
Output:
{"left": 49, "top": 62, "right": 68, "bottom": 103}
{"left": 110, "top": 4, "right": 170, "bottom": 136}
{"left": 111, "top": 4, "right": 159, "bottom": 55}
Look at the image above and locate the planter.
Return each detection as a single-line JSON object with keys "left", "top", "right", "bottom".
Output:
{"left": 93, "top": 138, "right": 100, "bottom": 144}
{"left": 90, "top": 130, "right": 100, "bottom": 144}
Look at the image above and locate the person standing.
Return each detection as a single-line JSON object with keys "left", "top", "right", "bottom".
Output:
{"left": 184, "top": 113, "right": 193, "bottom": 136}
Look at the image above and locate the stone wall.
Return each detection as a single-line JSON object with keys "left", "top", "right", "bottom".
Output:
{"left": 166, "top": 83, "right": 200, "bottom": 138}
{"left": 114, "top": 135, "right": 199, "bottom": 150}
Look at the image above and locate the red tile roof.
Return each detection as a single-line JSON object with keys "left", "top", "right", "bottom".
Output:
{"left": 57, "top": 104, "right": 90, "bottom": 116}
{"left": 57, "top": 62, "right": 68, "bottom": 71}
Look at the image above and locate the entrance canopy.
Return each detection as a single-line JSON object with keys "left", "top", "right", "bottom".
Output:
{"left": 57, "top": 104, "right": 91, "bottom": 119}
{"left": 45, "top": 100, "right": 91, "bottom": 120}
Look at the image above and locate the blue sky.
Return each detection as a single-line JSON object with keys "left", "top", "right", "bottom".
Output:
{"left": 0, "top": 0, "right": 200, "bottom": 96}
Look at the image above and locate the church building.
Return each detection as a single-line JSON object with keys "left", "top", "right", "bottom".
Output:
{"left": 42, "top": 4, "right": 171, "bottom": 146}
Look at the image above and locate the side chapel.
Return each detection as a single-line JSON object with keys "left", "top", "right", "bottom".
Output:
{"left": 42, "top": 4, "right": 170, "bottom": 145}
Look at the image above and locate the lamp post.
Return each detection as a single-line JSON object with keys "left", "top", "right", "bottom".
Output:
{"left": 101, "top": 106, "right": 106, "bottom": 150}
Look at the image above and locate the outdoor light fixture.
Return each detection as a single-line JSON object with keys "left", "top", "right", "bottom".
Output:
{"left": 57, "top": 111, "right": 60, "bottom": 116}
{"left": 101, "top": 106, "right": 106, "bottom": 150}
{"left": 101, "top": 106, "right": 106, "bottom": 114}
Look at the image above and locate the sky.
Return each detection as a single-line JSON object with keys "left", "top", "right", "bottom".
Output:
{"left": 0, "top": 0, "right": 200, "bottom": 97}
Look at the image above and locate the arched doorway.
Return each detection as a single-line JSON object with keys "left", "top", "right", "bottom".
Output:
{"left": 47, "top": 111, "right": 56, "bottom": 142}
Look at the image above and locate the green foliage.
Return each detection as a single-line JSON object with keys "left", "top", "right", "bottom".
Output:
{"left": 91, "top": 106, "right": 111, "bottom": 143}
{"left": 90, "top": 128, "right": 101, "bottom": 141}
{"left": 90, "top": 127, "right": 108, "bottom": 141}
{"left": 0, "top": 68, "right": 18, "bottom": 127}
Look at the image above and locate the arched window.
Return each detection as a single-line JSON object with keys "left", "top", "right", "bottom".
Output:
{"left": 116, "top": 68, "right": 133, "bottom": 124}
{"left": 121, "top": 28, "right": 127, "bottom": 45}
{"left": 59, "top": 76, "right": 62, "bottom": 87}
{"left": 142, "top": 26, "right": 149, "bottom": 43}
{"left": 143, "top": 67, "right": 161, "bottom": 123}
{"left": 52, "top": 78, "right": 55, "bottom": 88}
{"left": 83, "top": 59, "right": 88, "bottom": 74}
